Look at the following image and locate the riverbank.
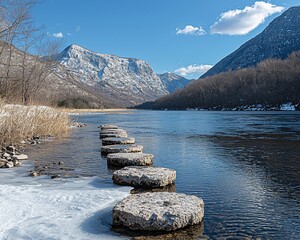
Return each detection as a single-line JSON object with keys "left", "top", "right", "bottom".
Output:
{"left": 0, "top": 165, "right": 131, "bottom": 239}
{"left": 0, "top": 104, "right": 70, "bottom": 147}
{"left": 0, "top": 103, "right": 71, "bottom": 170}
{"left": 63, "top": 108, "right": 133, "bottom": 114}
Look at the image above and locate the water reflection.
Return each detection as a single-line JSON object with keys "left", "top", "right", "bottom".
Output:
{"left": 26, "top": 111, "right": 300, "bottom": 239}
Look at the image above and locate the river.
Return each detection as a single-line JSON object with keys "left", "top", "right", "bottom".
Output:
{"left": 1, "top": 110, "right": 300, "bottom": 239}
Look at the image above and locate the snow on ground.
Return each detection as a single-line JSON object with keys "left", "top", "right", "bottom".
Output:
{"left": 280, "top": 102, "right": 296, "bottom": 111}
{"left": 0, "top": 164, "right": 131, "bottom": 240}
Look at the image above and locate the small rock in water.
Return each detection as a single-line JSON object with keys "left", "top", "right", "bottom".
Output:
{"left": 102, "top": 137, "right": 135, "bottom": 146}
{"left": 5, "top": 162, "right": 14, "bottom": 168}
{"left": 13, "top": 159, "right": 21, "bottom": 167}
{"left": 107, "top": 153, "right": 153, "bottom": 167}
{"left": 29, "top": 171, "right": 39, "bottom": 177}
{"left": 112, "top": 166, "right": 176, "bottom": 188}
{"left": 113, "top": 192, "right": 204, "bottom": 232}
{"left": 101, "top": 144, "right": 143, "bottom": 155}
{"left": 51, "top": 175, "right": 61, "bottom": 179}
{"left": 58, "top": 161, "right": 64, "bottom": 165}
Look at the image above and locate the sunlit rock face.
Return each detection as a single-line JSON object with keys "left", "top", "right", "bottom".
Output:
{"left": 56, "top": 44, "right": 169, "bottom": 106}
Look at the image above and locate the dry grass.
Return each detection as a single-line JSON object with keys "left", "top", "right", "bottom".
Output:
{"left": 0, "top": 102, "right": 70, "bottom": 147}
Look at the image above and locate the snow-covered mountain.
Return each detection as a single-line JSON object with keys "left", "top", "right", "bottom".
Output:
{"left": 158, "top": 72, "right": 190, "bottom": 93}
{"left": 56, "top": 45, "right": 171, "bottom": 106}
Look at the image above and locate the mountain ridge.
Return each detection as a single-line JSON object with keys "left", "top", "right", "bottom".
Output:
{"left": 55, "top": 44, "right": 190, "bottom": 106}
{"left": 201, "top": 6, "right": 300, "bottom": 78}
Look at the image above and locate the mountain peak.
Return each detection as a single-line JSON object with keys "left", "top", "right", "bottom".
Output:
{"left": 201, "top": 6, "right": 300, "bottom": 78}
{"left": 158, "top": 72, "right": 190, "bottom": 92}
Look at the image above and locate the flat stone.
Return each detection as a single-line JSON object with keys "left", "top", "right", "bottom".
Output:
{"left": 113, "top": 192, "right": 204, "bottom": 232}
{"left": 13, "top": 154, "right": 28, "bottom": 160}
{"left": 100, "top": 129, "right": 127, "bottom": 134}
{"left": 108, "top": 153, "right": 154, "bottom": 167}
{"left": 102, "top": 137, "right": 135, "bottom": 146}
{"left": 101, "top": 144, "right": 143, "bottom": 155}
{"left": 100, "top": 124, "right": 119, "bottom": 130}
{"left": 100, "top": 133, "right": 128, "bottom": 139}
{"left": 112, "top": 166, "right": 176, "bottom": 188}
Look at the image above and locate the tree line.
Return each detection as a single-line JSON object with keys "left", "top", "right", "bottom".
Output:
{"left": 0, "top": 0, "right": 62, "bottom": 105}
{"left": 137, "top": 51, "right": 300, "bottom": 110}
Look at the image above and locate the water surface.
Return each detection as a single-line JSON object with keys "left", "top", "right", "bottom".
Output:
{"left": 28, "top": 110, "right": 300, "bottom": 239}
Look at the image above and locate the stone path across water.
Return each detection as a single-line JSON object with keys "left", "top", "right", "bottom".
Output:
{"left": 99, "top": 124, "right": 204, "bottom": 233}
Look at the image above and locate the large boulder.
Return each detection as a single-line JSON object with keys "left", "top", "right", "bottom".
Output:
{"left": 113, "top": 192, "right": 204, "bottom": 231}
{"left": 101, "top": 144, "right": 143, "bottom": 155}
{"left": 107, "top": 153, "right": 153, "bottom": 167}
{"left": 102, "top": 137, "right": 135, "bottom": 146}
{"left": 112, "top": 166, "right": 175, "bottom": 188}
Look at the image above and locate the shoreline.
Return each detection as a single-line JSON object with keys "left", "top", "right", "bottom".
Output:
{"left": 63, "top": 108, "right": 132, "bottom": 114}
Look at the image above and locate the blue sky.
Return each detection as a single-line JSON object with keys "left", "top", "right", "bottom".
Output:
{"left": 33, "top": 0, "right": 299, "bottom": 79}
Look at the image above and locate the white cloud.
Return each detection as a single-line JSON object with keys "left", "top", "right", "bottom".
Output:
{"left": 76, "top": 26, "right": 81, "bottom": 32}
{"left": 210, "top": 1, "right": 284, "bottom": 35}
{"left": 175, "top": 64, "right": 213, "bottom": 76}
{"left": 52, "top": 32, "right": 63, "bottom": 38}
{"left": 176, "top": 25, "right": 206, "bottom": 36}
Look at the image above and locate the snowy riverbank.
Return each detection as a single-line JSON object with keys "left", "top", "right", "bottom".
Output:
{"left": 0, "top": 162, "right": 131, "bottom": 239}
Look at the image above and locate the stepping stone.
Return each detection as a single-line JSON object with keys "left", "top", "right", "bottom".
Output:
{"left": 100, "top": 129, "right": 127, "bottom": 134}
{"left": 101, "top": 144, "right": 143, "bottom": 155}
{"left": 102, "top": 137, "right": 135, "bottom": 146}
{"left": 113, "top": 192, "right": 204, "bottom": 232}
{"left": 100, "top": 124, "right": 119, "bottom": 130}
{"left": 112, "top": 166, "right": 176, "bottom": 188}
{"left": 107, "top": 153, "right": 153, "bottom": 167}
{"left": 100, "top": 133, "right": 128, "bottom": 139}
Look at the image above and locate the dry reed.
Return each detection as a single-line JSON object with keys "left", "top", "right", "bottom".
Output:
{"left": 0, "top": 103, "right": 70, "bottom": 147}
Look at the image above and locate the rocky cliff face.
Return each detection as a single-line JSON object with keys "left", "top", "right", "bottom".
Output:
{"left": 56, "top": 45, "right": 169, "bottom": 106}
{"left": 201, "top": 6, "right": 300, "bottom": 78}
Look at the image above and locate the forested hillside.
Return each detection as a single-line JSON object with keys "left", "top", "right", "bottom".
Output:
{"left": 136, "top": 52, "right": 300, "bottom": 110}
